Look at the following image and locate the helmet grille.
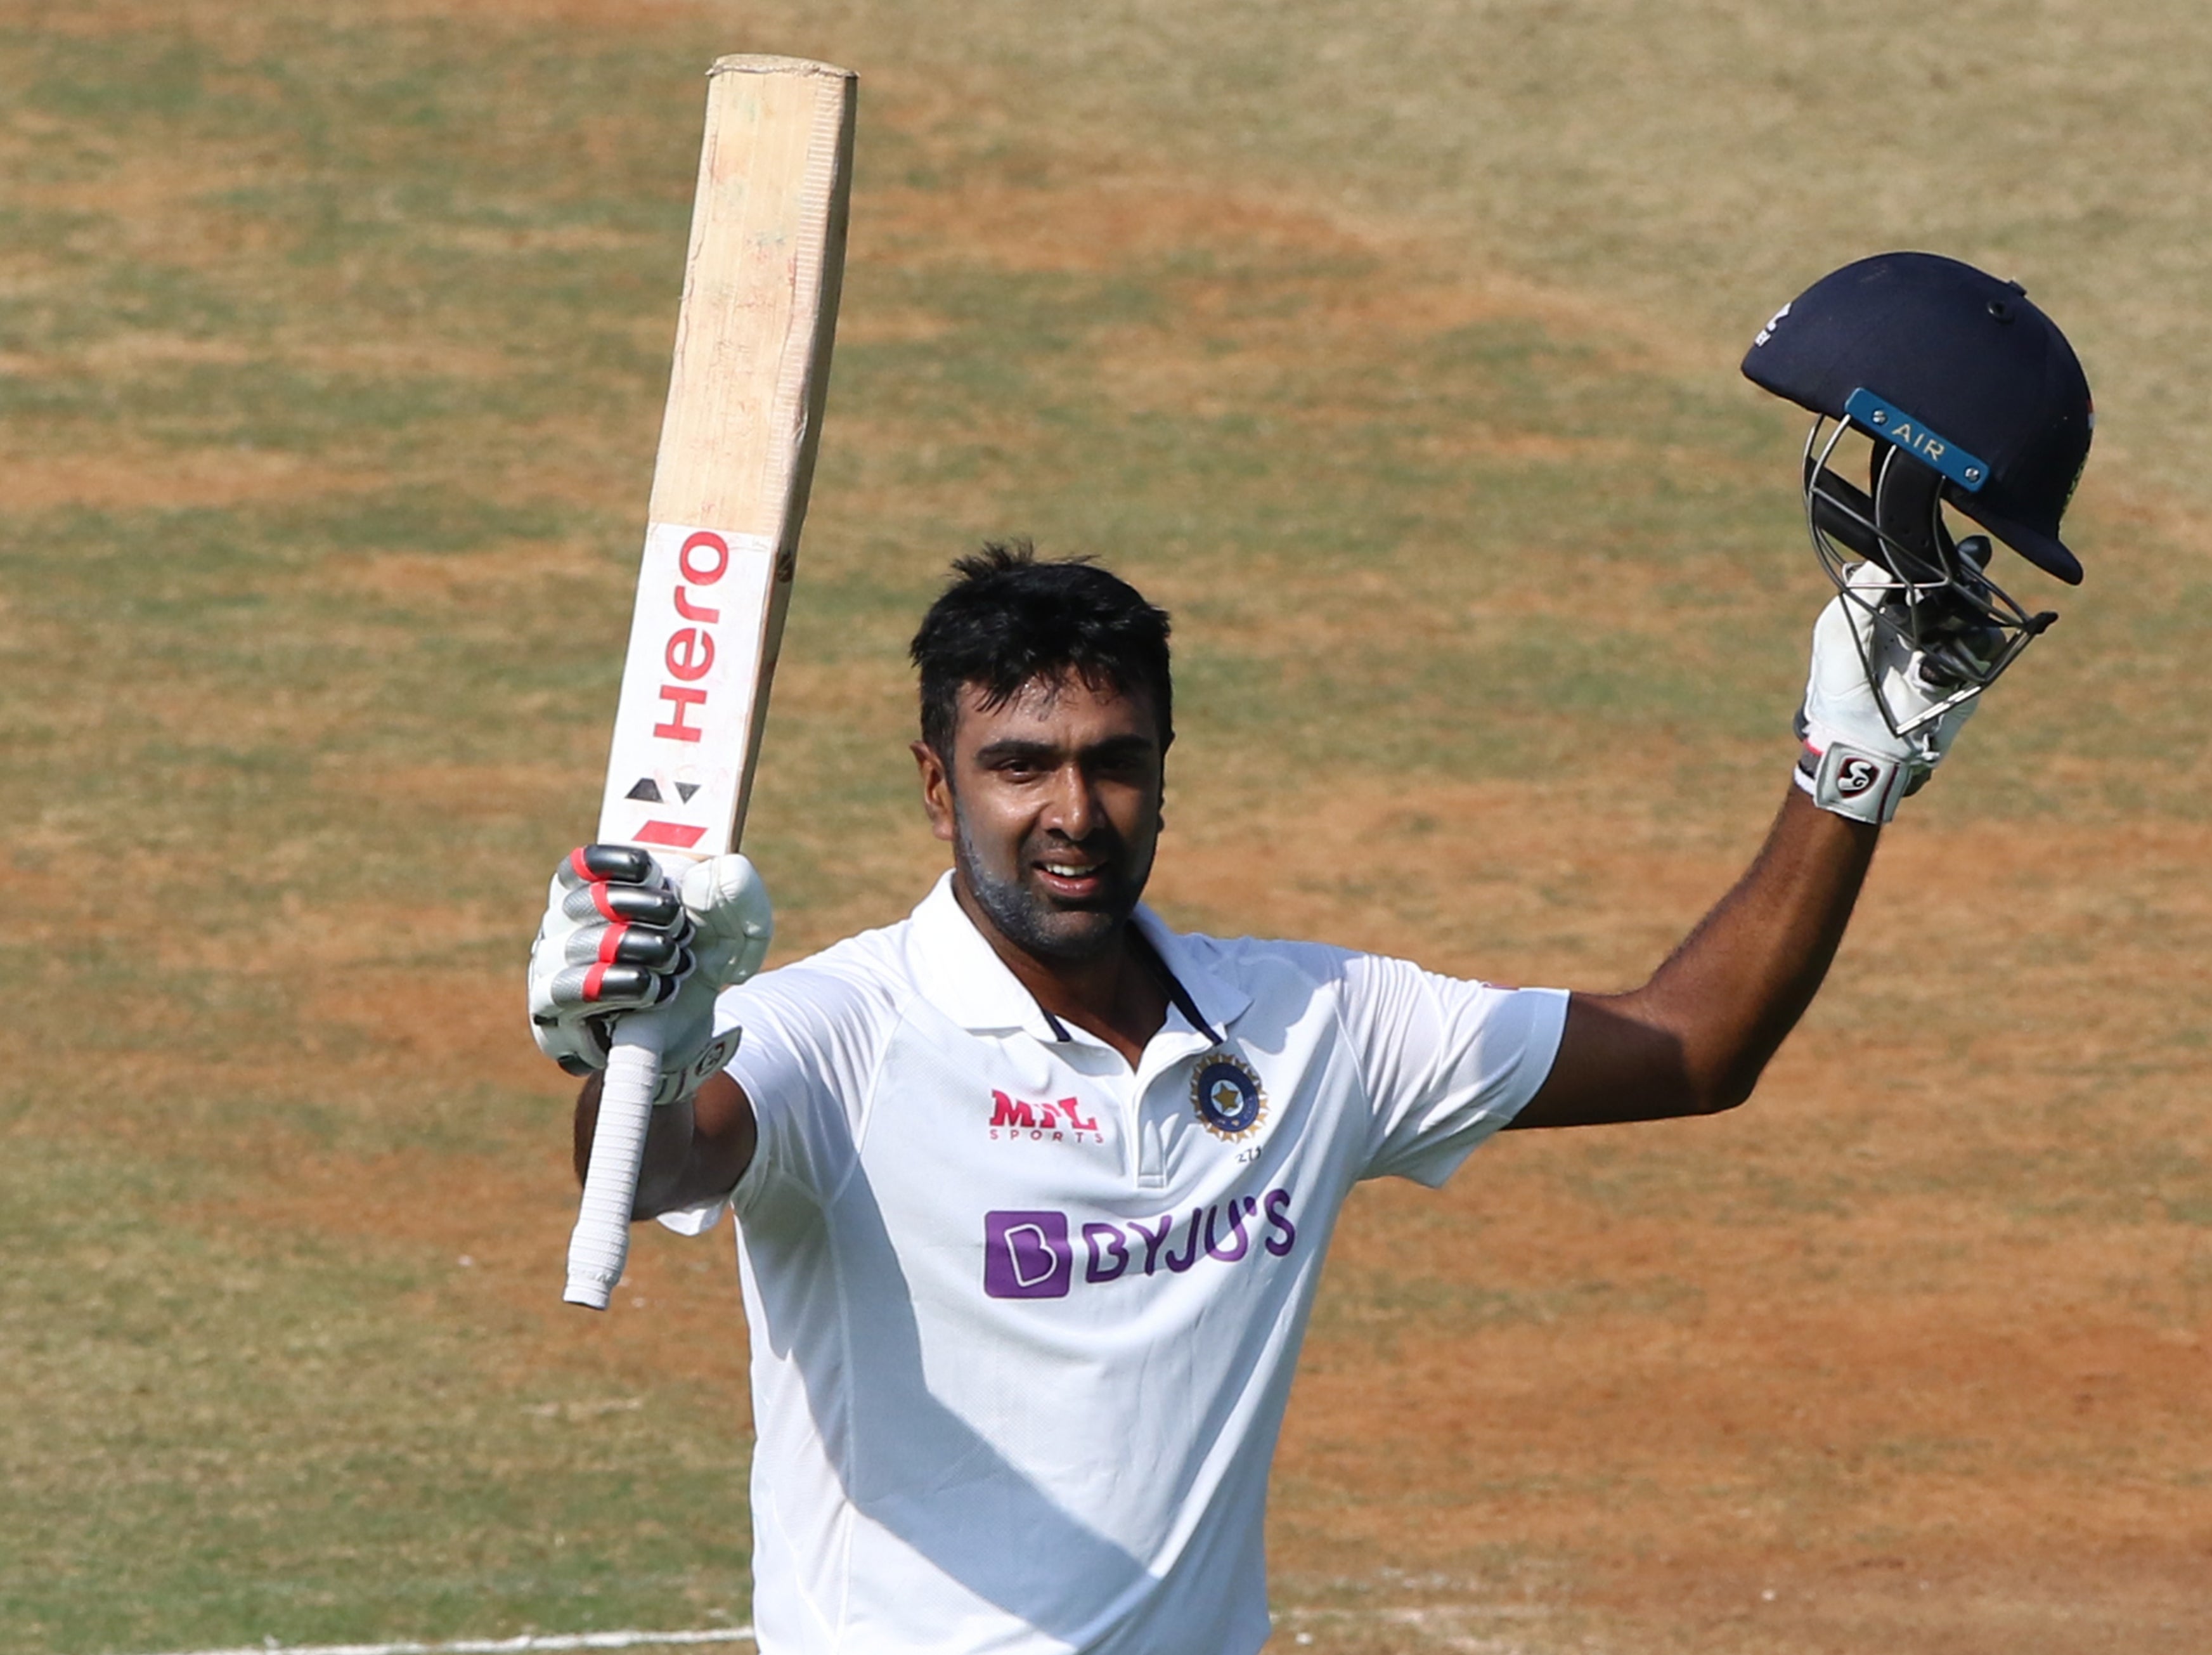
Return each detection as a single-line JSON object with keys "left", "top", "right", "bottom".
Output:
{"left": 1801, "top": 415, "right": 2059, "bottom": 739}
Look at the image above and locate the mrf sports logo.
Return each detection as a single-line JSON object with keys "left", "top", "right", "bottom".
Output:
{"left": 598, "top": 524, "right": 777, "bottom": 852}
{"left": 988, "top": 1089, "right": 1104, "bottom": 1146}
{"left": 982, "top": 1189, "right": 1298, "bottom": 1300}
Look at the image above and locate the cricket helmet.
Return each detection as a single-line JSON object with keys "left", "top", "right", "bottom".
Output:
{"left": 1743, "top": 251, "right": 2094, "bottom": 736}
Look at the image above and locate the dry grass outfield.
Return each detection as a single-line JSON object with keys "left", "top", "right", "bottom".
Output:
{"left": 1, "top": 1, "right": 2206, "bottom": 1652}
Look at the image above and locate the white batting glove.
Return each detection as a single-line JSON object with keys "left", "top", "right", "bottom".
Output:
{"left": 1795, "top": 561, "right": 1980, "bottom": 824}
{"left": 527, "top": 846, "right": 773, "bottom": 1105}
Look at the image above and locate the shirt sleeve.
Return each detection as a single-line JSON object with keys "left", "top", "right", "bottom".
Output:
{"left": 1335, "top": 953, "right": 1570, "bottom": 1188}
{"left": 652, "top": 957, "right": 892, "bottom": 1236}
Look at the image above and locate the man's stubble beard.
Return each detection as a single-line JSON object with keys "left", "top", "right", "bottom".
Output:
{"left": 950, "top": 798, "right": 1156, "bottom": 967}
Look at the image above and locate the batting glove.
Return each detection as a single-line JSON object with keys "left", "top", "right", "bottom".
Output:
{"left": 527, "top": 845, "right": 773, "bottom": 1105}
{"left": 1795, "top": 560, "right": 1981, "bottom": 824}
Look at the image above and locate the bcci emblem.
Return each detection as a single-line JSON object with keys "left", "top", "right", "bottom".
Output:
{"left": 1191, "top": 1053, "right": 1267, "bottom": 1141}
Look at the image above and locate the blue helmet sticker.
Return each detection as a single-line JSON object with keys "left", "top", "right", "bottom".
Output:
{"left": 1845, "top": 387, "right": 1991, "bottom": 493}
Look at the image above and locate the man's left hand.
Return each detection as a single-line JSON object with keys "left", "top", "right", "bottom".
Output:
{"left": 1796, "top": 561, "right": 1981, "bottom": 824}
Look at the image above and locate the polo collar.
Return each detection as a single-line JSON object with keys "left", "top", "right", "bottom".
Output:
{"left": 905, "top": 873, "right": 1252, "bottom": 1045}
{"left": 1129, "top": 899, "right": 1251, "bottom": 1041}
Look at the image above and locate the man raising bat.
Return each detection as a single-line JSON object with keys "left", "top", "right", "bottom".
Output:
{"left": 526, "top": 253, "right": 2092, "bottom": 1653}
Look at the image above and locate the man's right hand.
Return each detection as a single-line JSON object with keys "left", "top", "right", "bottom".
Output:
{"left": 529, "top": 845, "right": 695, "bottom": 1077}
{"left": 527, "top": 846, "right": 773, "bottom": 1105}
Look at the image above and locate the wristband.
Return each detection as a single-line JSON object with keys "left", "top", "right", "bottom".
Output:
{"left": 651, "top": 1025, "right": 744, "bottom": 1108}
{"left": 1795, "top": 739, "right": 1912, "bottom": 824}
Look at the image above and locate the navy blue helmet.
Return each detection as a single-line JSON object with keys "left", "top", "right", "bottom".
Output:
{"left": 1743, "top": 252, "right": 2094, "bottom": 735}
{"left": 1744, "top": 250, "right": 2092, "bottom": 583}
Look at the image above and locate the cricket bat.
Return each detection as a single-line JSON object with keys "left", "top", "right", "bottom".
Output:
{"left": 564, "top": 55, "right": 855, "bottom": 1310}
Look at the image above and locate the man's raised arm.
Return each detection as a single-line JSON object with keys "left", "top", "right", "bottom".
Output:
{"left": 1520, "top": 250, "right": 2096, "bottom": 1130}
{"left": 1509, "top": 561, "right": 1981, "bottom": 1131}
{"left": 1512, "top": 790, "right": 1873, "bottom": 1128}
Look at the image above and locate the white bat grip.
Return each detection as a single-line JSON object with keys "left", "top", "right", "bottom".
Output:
{"left": 563, "top": 1008, "right": 669, "bottom": 1309}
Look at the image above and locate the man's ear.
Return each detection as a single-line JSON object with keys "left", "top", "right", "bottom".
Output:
{"left": 912, "top": 740, "right": 956, "bottom": 844}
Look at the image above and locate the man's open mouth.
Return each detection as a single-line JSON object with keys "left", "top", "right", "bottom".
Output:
{"left": 1035, "top": 859, "right": 1109, "bottom": 898}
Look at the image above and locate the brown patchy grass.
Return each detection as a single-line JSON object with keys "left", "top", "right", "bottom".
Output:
{"left": 3, "top": 0, "right": 2206, "bottom": 1651}
{"left": 0, "top": 446, "right": 366, "bottom": 510}
{"left": 138, "top": 769, "right": 2209, "bottom": 1651}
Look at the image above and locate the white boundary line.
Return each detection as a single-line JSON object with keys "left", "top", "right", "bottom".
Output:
{"left": 132, "top": 1629, "right": 755, "bottom": 1655}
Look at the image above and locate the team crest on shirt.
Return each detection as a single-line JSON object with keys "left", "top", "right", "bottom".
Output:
{"left": 1191, "top": 1053, "right": 1267, "bottom": 1140}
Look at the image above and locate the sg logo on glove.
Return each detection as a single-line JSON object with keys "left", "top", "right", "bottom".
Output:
{"left": 1835, "top": 757, "right": 1880, "bottom": 798}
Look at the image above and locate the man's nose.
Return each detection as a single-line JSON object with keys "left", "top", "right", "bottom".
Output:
{"left": 1044, "top": 762, "right": 1099, "bottom": 838}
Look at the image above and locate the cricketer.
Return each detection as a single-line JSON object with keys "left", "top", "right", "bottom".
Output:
{"left": 526, "top": 252, "right": 2093, "bottom": 1654}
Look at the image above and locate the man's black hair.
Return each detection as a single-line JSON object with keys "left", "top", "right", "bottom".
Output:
{"left": 909, "top": 541, "right": 1173, "bottom": 759}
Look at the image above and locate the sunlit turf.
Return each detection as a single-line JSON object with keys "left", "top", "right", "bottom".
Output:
{"left": 3, "top": 1, "right": 2206, "bottom": 1651}
{"left": 0, "top": 1141, "right": 755, "bottom": 1651}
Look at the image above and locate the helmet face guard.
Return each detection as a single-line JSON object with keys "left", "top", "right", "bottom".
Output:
{"left": 1801, "top": 414, "right": 2058, "bottom": 739}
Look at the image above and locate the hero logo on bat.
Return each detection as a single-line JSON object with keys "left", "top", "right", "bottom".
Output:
{"left": 650, "top": 531, "right": 730, "bottom": 740}
{"left": 600, "top": 523, "right": 777, "bottom": 852}
{"left": 631, "top": 528, "right": 730, "bottom": 849}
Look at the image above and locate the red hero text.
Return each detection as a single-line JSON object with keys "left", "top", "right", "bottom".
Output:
{"left": 653, "top": 531, "right": 727, "bottom": 742}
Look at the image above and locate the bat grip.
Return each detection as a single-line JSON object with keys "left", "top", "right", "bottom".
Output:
{"left": 562, "top": 1008, "right": 669, "bottom": 1309}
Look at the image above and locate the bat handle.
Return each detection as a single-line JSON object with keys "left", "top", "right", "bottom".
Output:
{"left": 562, "top": 1007, "right": 669, "bottom": 1309}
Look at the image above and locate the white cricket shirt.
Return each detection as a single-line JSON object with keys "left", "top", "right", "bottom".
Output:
{"left": 663, "top": 874, "right": 1567, "bottom": 1655}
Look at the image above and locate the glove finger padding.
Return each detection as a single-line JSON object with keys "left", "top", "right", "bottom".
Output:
{"left": 527, "top": 847, "right": 775, "bottom": 1104}
{"left": 1797, "top": 561, "right": 1979, "bottom": 824}
{"left": 529, "top": 845, "right": 697, "bottom": 1077}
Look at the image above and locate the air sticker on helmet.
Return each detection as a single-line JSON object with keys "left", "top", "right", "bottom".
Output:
{"left": 1844, "top": 387, "right": 1990, "bottom": 493}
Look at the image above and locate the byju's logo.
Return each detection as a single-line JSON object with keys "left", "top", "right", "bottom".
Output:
{"left": 982, "top": 1210, "right": 1072, "bottom": 1299}
{"left": 988, "top": 1090, "right": 1105, "bottom": 1145}
{"left": 983, "top": 1190, "right": 1298, "bottom": 1301}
